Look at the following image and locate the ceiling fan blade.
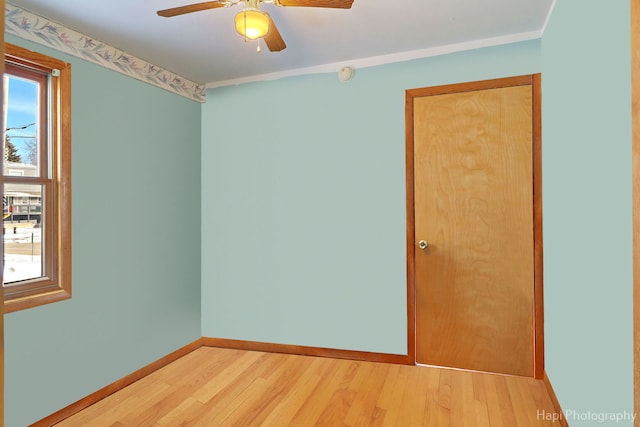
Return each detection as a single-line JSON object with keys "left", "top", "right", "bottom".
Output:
{"left": 264, "top": 14, "right": 287, "bottom": 52}
{"left": 276, "top": 0, "right": 353, "bottom": 8}
{"left": 157, "top": 1, "right": 227, "bottom": 17}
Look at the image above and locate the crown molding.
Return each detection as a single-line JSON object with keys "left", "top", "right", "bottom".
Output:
{"left": 5, "top": 2, "right": 206, "bottom": 103}
{"left": 541, "top": 0, "right": 557, "bottom": 35}
{"left": 207, "top": 30, "right": 542, "bottom": 89}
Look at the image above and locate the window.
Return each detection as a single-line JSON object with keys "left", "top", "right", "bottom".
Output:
{"left": 2, "top": 43, "right": 71, "bottom": 313}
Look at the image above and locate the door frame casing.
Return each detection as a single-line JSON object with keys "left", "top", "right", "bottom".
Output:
{"left": 404, "top": 74, "right": 544, "bottom": 378}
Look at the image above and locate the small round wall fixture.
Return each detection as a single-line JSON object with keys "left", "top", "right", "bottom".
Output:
{"left": 338, "top": 66, "right": 354, "bottom": 82}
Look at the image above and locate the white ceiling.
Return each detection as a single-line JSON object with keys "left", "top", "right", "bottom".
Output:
{"left": 6, "top": 0, "right": 554, "bottom": 87}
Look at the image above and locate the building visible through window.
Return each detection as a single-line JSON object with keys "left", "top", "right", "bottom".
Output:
{"left": 4, "top": 72, "right": 43, "bottom": 284}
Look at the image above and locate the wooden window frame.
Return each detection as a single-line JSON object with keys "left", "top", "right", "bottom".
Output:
{"left": 2, "top": 43, "right": 71, "bottom": 313}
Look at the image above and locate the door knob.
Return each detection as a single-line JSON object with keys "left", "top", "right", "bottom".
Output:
{"left": 418, "top": 240, "right": 429, "bottom": 249}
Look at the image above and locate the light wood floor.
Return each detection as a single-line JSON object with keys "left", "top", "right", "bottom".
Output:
{"left": 55, "top": 347, "right": 561, "bottom": 426}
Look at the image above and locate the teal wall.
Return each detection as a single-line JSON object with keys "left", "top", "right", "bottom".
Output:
{"left": 201, "top": 40, "right": 541, "bottom": 353}
{"left": 542, "top": 1, "right": 633, "bottom": 424}
{"left": 4, "top": 35, "right": 202, "bottom": 427}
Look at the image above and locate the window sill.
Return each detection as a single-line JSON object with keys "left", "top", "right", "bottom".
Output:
{"left": 4, "top": 287, "right": 71, "bottom": 313}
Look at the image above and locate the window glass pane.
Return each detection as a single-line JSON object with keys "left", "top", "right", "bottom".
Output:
{"left": 3, "top": 183, "right": 43, "bottom": 285}
{"left": 4, "top": 73, "right": 40, "bottom": 176}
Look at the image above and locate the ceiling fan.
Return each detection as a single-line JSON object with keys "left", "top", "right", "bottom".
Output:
{"left": 157, "top": 0, "right": 354, "bottom": 52}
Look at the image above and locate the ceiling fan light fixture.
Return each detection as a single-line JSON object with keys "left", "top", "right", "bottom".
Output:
{"left": 235, "top": 9, "right": 270, "bottom": 40}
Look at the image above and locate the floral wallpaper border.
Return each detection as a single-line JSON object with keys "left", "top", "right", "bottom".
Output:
{"left": 5, "top": 3, "right": 206, "bottom": 103}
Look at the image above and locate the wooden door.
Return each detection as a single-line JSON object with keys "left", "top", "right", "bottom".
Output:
{"left": 406, "top": 75, "right": 542, "bottom": 378}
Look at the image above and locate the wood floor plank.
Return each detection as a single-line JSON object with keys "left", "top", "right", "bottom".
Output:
{"left": 310, "top": 359, "right": 369, "bottom": 426}
{"left": 520, "top": 378, "right": 557, "bottom": 427}
{"left": 403, "top": 363, "right": 430, "bottom": 426}
{"left": 436, "top": 367, "right": 453, "bottom": 426}
{"left": 379, "top": 365, "right": 411, "bottom": 427}
{"left": 259, "top": 357, "right": 330, "bottom": 426}
{"left": 191, "top": 350, "right": 265, "bottom": 404}
{"left": 482, "top": 375, "right": 507, "bottom": 427}
{"left": 342, "top": 361, "right": 377, "bottom": 425}
{"left": 422, "top": 365, "right": 442, "bottom": 426}
{"left": 460, "top": 369, "right": 478, "bottom": 427}
{"left": 471, "top": 373, "right": 491, "bottom": 427}
{"left": 287, "top": 359, "right": 357, "bottom": 426}
{"left": 185, "top": 353, "right": 284, "bottom": 425}
{"left": 374, "top": 363, "right": 401, "bottom": 411}
{"left": 494, "top": 374, "right": 519, "bottom": 427}
{"left": 55, "top": 347, "right": 560, "bottom": 427}
{"left": 225, "top": 354, "right": 312, "bottom": 426}
{"left": 350, "top": 364, "right": 390, "bottom": 427}
{"left": 505, "top": 375, "right": 534, "bottom": 427}
{"left": 67, "top": 379, "right": 171, "bottom": 426}
{"left": 154, "top": 396, "right": 200, "bottom": 426}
